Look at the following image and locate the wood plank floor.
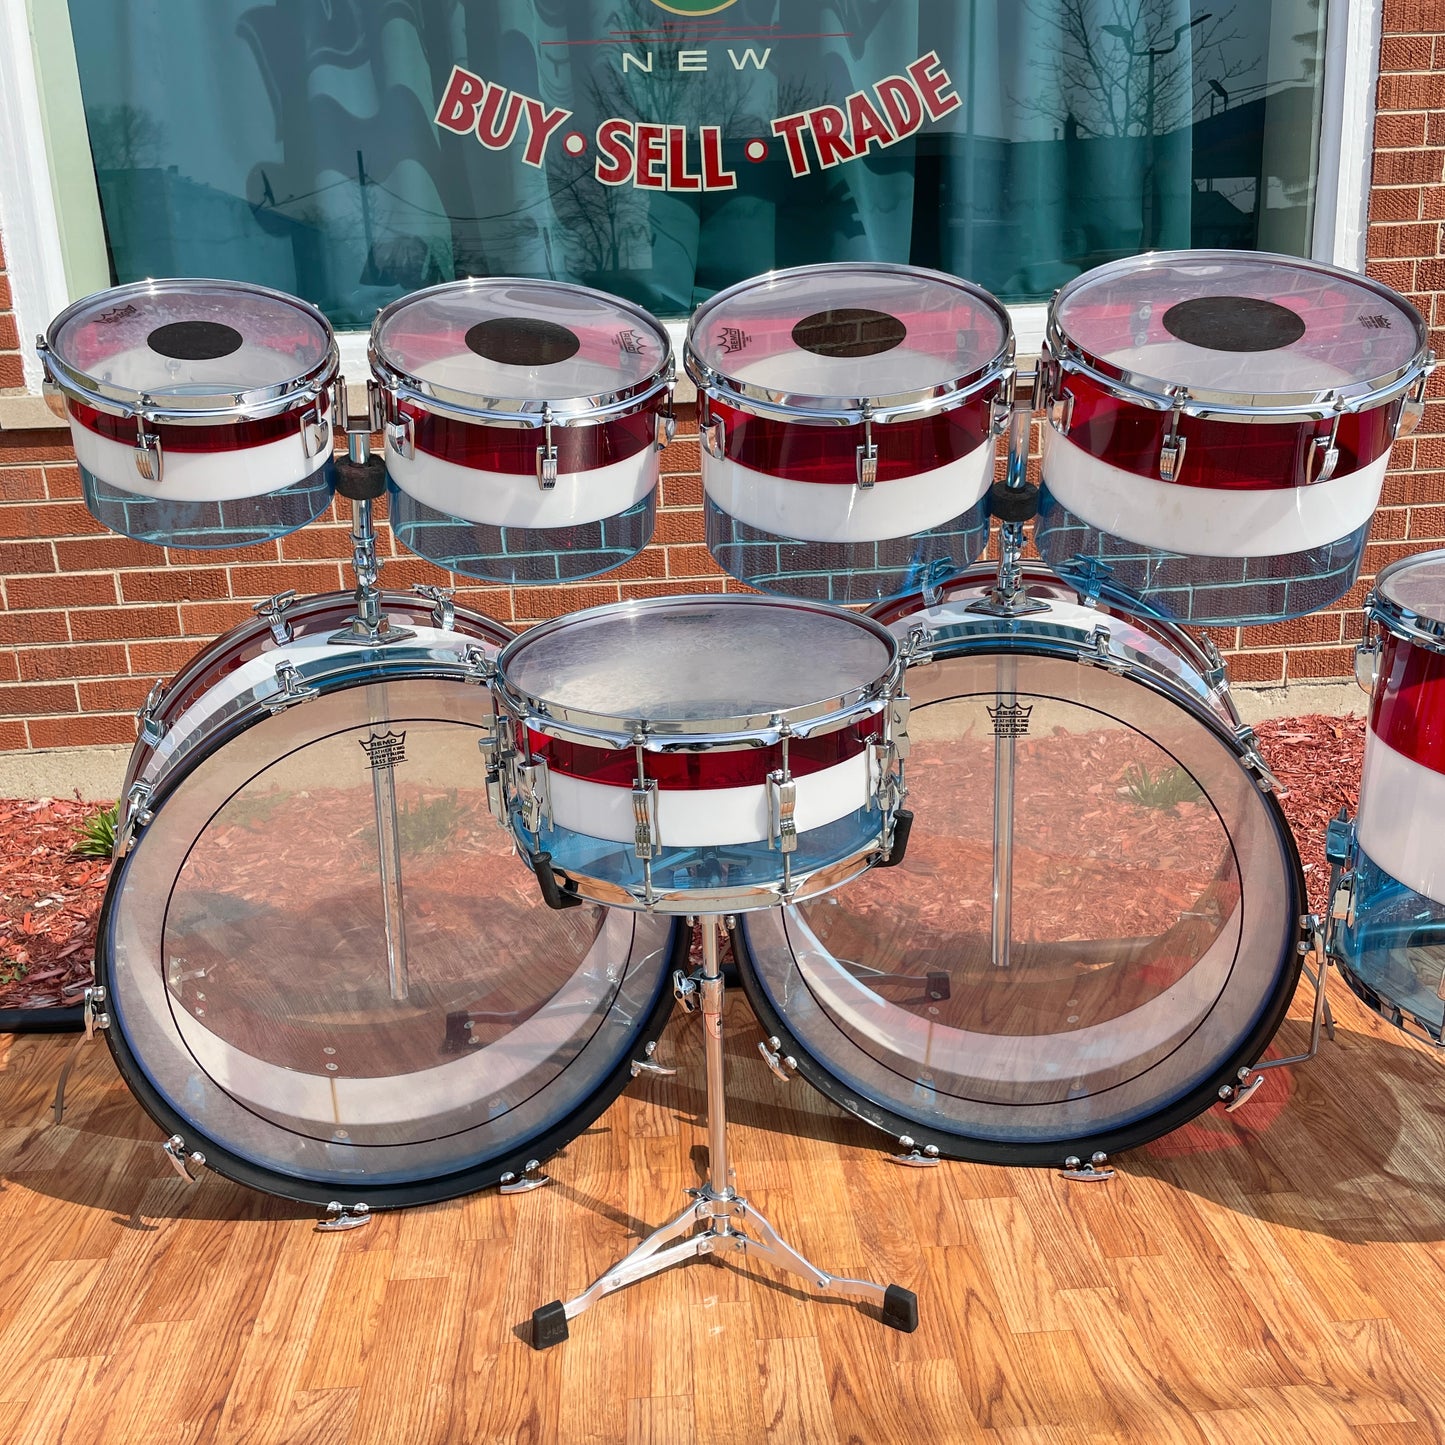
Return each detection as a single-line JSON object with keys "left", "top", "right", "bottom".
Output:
{"left": 2, "top": 973, "right": 1444, "bottom": 1445}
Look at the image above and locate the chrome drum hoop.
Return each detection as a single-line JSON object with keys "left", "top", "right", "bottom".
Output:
{"left": 684, "top": 260, "right": 1016, "bottom": 427}
{"left": 368, "top": 278, "right": 675, "bottom": 432}
{"left": 1365, "top": 547, "right": 1445, "bottom": 654}
{"left": 1042, "top": 248, "right": 1433, "bottom": 424}
{"left": 39, "top": 278, "right": 340, "bottom": 425}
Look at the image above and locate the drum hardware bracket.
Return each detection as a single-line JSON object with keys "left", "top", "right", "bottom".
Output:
{"left": 1197, "top": 633, "right": 1229, "bottom": 698}
{"left": 531, "top": 851, "right": 583, "bottom": 911}
{"left": 133, "top": 412, "right": 163, "bottom": 484}
{"left": 537, "top": 405, "right": 559, "bottom": 490}
{"left": 1060, "top": 1153, "right": 1115, "bottom": 1182}
{"left": 1235, "top": 725, "right": 1285, "bottom": 796}
{"left": 163, "top": 1135, "right": 206, "bottom": 1184}
{"left": 264, "top": 660, "right": 320, "bottom": 714}
{"left": 655, "top": 382, "right": 677, "bottom": 451}
{"left": 136, "top": 679, "right": 167, "bottom": 745}
{"left": 631, "top": 1039, "right": 677, "bottom": 1080}
{"left": 531, "top": 916, "right": 918, "bottom": 1349}
{"left": 1221, "top": 914, "right": 1333, "bottom": 1113}
{"left": 116, "top": 782, "right": 154, "bottom": 857}
{"left": 700, "top": 413, "right": 726, "bottom": 461}
{"left": 384, "top": 409, "right": 415, "bottom": 461}
{"left": 1159, "top": 389, "right": 1188, "bottom": 483}
{"left": 856, "top": 405, "right": 878, "bottom": 488}
{"left": 517, "top": 758, "right": 553, "bottom": 834}
{"left": 672, "top": 969, "right": 700, "bottom": 1012}
{"left": 298, "top": 401, "right": 330, "bottom": 459}
{"left": 902, "top": 624, "right": 934, "bottom": 667}
{"left": 1398, "top": 360, "right": 1434, "bottom": 437}
{"left": 1308, "top": 399, "right": 1344, "bottom": 485}
{"left": 767, "top": 770, "right": 798, "bottom": 854}
{"left": 499, "top": 1161, "right": 552, "bottom": 1195}
{"left": 51, "top": 986, "right": 109, "bottom": 1126}
{"left": 1354, "top": 627, "right": 1380, "bottom": 694}
{"left": 1086, "top": 626, "right": 1128, "bottom": 674}
{"left": 757, "top": 1036, "right": 796, "bottom": 1082}
{"left": 888, "top": 1138, "right": 942, "bottom": 1168}
{"left": 412, "top": 583, "right": 455, "bottom": 631}
{"left": 252, "top": 590, "right": 298, "bottom": 646}
{"left": 316, "top": 1202, "right": 372, "bottom": 1232}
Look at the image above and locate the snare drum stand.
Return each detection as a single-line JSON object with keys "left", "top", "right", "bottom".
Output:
{"left": 531, "top": 912, "right": 919, "bottom": 1349}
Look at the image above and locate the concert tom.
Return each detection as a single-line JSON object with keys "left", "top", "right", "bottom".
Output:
{"left": 370, "top": 279, "right": 675, "bottom": 585}
{"left": 686, "top": 263, "right": 1013, "bottom": 604}
{"left": 38, "top": 280, "right": 339, "bottom": 549}
{"left": 487, "top": 595, "right": 909, "bottom": 913}
{"left": 1036, "top": 250, "right": 1434, "bottom": 626}
{"left": 1335, "top": 550, "right": 1445, "bottom": 1045}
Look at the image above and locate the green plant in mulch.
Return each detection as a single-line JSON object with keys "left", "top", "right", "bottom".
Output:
{"left": 74, "top": 801, "right": 120, "bottom": 858}
{"left": 1121, "top": 763, "right": 1203, "bottom": 811}
{"left": 398, "top": 791, "right": 465, "bottom": 853}
{"left": 0, "top": 958, "right": 29, "bottom": 986}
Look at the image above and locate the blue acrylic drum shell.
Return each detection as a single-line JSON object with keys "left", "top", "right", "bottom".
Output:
{"left": 41, "top": 279, "right": 340, "bottom": 550}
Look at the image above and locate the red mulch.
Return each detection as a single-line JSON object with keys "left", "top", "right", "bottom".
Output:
{"left": 0, "top": 799, "right": 113, "bottom": 1012}
{"left": 0, "top": 713, "right": 1369, "bottom": 1014}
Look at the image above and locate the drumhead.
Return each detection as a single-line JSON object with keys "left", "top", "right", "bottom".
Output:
{"left": 44, "top": 279, "right": 336, "bottom": 417}
{"left": 1373, "top": 548, "right": 1445, "bottom": 648}
{"left": 498, "top": 595, "right": 897, "bottom": 736}
{"left": 735, "top": 578, "right": 1305, "bottom": 1164}
{"left": 371, "top": 278, "right": 672, "bottom": 418}
{"left": 1050, "top": 250, "right": 1426, "bottom": 407}
{"left": 686, "top": 262, "right": 1011, "bottom": 413}
{"left": 100, "top": 646, "right": 679, "bottom": 1206}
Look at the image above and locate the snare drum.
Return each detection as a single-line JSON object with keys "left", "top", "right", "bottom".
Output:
{"left": 735, "top": 565, "right": 1307, "bottom": 1164}
{"left": 371, "top": 280, "right": 674, "bottom": 584}
{"left": 687, "top": 263, "right": 1012, "bottom": 603}
{"left": 487, "top": 595, "right": 908, "bottom": 913}
{"left": 1335, "top": 550, "right": 1445, "bottom": 1045}
{"left": 1036, "top": 251, "right": 1433, "bottom": 626}
{"left": 102, "top": 591, "right": 680, "bottom": 1205}
{"left": 39, "top": 280, "right": 338, "bottom": 549}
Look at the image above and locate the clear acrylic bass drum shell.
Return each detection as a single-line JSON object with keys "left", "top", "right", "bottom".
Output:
{"left": 40, "top": 280, "right": 340, "bottom": 550}
{"left": 1335, "top": 549, "right": 1445, "bottom": 1043}
{"left": 98, "top": 594, "right": 681, "bottom": 1207}
{"left": 1034, "top": 250, "right": 1430, "bottom": 627}
{"left": 731, "top": 565, "right": 1306, "bottom": 1165}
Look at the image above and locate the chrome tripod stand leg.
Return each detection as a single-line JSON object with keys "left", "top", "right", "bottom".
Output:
{"left": 990, "top": 652, "right": 1019, "bottom": 970}
{"left": 531, "top": 913, "right": 920, "bottom": 1350}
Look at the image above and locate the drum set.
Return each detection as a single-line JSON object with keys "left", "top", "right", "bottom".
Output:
{"left": 32, "top": 248, "right": 1440, "bottom": 1348}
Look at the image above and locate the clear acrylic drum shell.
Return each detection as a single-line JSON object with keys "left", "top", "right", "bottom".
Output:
{"left": 490, "top": 594, "right": 903, "bottom": 914}
{"left": 40, "top": 279, "right": 340, "bottom": 549}
{"left": 99, "top": 604, "right": 680, "bottom": 1206}
{"left": 1035, "top": 250, "right": 1432, "bottom": 627}
{"left": 370, "top": 278, "right": 673, "bottom": 585}
{"left": 733, "top": 566, "right": 1307, "bottom": 1164}
{"left": 685, "top": 263, "right": 1011, "bottom": 603}
{"left": 1335, "top": 549, "right": 1445, "bottom": 1043}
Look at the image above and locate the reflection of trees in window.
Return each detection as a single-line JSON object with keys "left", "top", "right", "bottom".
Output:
{"left": 86, "top": 104, "right": 165, "bottom": 172}
{"left": 1017, "top": 0, "right": 1253, "bottom": 139}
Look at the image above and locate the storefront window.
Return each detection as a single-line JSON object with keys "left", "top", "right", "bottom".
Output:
{"left": 67, "top": 0, "right": 1328, "bottom": 326}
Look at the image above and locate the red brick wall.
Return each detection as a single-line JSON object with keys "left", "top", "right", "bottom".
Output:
{"left": 2, "top": 10, "right": 1445, "bottom": 752}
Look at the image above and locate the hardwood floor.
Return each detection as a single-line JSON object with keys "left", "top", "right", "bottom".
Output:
{"left": 1, "top": 973, "right": 1444, "bottom": 1444}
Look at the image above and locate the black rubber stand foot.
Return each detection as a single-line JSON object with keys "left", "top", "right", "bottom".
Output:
{"left": 532, "top": 1301, "right": 570, "bottom": 1350}
{"left": 881, "top": 1284, "right": 919, "bottom": 1333}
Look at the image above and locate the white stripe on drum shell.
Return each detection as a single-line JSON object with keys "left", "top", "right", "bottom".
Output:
{"left": 702, "top": 441, "right": 992, "bottom": 544}
{"left": 70, "top": 412, "right": 330, "bottom": 502}
{"left": 1041, "top": 428, "right": 1387, "bottom": 557}
{"left": 1356, "top": 728, "right": 1445, "bottom": 907}
{"left": 387, "top": 439, "right": 658, "bottom": 529}
{"left": 547, "top": 749, "right": 874, "bottom": 848}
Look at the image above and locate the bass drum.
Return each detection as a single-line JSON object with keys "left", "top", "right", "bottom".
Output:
{"left": 735, "top": 568, "right": 1306, "bottom": 1165}
{"left": 99, "top": 591, "right": 680, "bottom": 1207}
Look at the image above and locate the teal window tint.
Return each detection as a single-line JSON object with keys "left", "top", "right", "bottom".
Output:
{"left": 67, "top": 0, "right": 1327, "bottom": 325}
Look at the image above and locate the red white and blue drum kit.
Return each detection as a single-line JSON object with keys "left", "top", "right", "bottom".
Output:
{"left": 33, "top": 249, "right": 1439, "bottom": 1345}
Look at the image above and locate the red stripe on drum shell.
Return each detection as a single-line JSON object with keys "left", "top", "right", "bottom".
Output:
{"left": 705, "top": 393, "right": 996, "bottom": 485}
{"left": 1370, "top": 633, "right": 1445, "bottom": 775}
{"left": 525, "top": 719, "right": 878, "bottom": 790}
{"left": 402, "top": 404, "right": 657, "bottom": 475}
{"left": 1057, "top": 369, "right": 1400, "bottom": 490}
{"left": 68, "top": 396, "right": 328, "bottom": 453}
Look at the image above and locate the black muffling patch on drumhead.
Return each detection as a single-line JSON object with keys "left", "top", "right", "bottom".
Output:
{"left": 147, "top": 321, "right": 245, "bottom": 361}
{"left": 465, "top": 317, "right": 581, "bottom": 366}
{"left": 1162, "top": 296, "right": 1307, "bottom": 352}
{"left": 792, "top": 308, "right": 906, "bottom": 359}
